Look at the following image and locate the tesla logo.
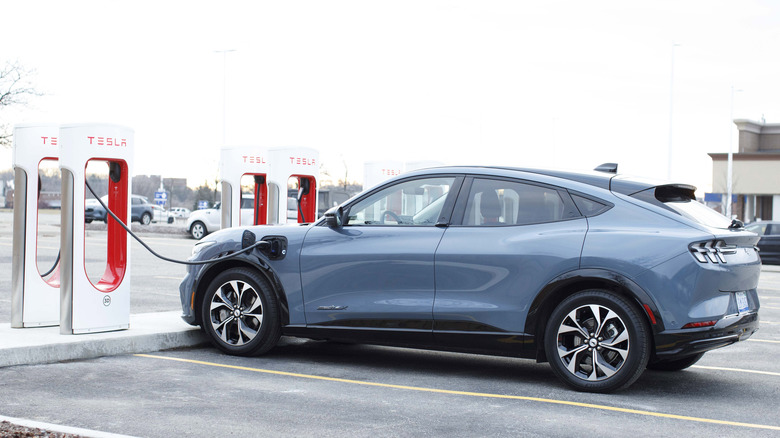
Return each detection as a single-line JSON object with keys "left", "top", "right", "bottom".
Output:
{"left": 289, "top": 156, "right": 316, "bottom": 166}
{"left": 41, "top": 136, "right": 59, "bottom": 146}
{"left": 242, "top": 156, "right": 267, "bottom": 164}
{"left": 103, "top": 295, "right": 111, "bottom": 306}
{"left": 87, "top": 137, "right": 128, "bottom": 147}
{"left": 381, "top": 168, "right": 402, "bottom": 176}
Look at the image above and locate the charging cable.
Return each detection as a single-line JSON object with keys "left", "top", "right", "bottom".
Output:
{"left": 84, "top": 180, "right": 267, "bottom": 265}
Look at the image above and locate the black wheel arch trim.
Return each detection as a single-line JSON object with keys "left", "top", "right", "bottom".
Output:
{"left": 192, "top": 253, "right": 290, "bottom": 328}
{"left": 525, "top": 268, "right": 664, "bottom": 357}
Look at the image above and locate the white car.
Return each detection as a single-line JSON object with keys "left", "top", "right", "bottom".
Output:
{"left": 186, "top": 197, "right": 254, "bottom": 239}
{"left": 151, "top": 205, "right": 172, "bottom": 223}
{"left": 170, "top": 207, "right": 191, "bottom": 219}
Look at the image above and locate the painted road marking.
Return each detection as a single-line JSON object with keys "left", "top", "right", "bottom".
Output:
{"left": 136, "top": 353, "right": 780, "bottom": 431}
{"left": 692, "top": 365, "right": 780, "bottom": 377}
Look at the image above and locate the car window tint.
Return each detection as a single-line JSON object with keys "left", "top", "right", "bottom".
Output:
{"left": 346, "top": 177, "right": 455, "bottom": 226}
{"left": 132, "top": 198, "right": 141, "bottom": 205}
{"left": 463, "top": 178, "right": 565, "bottom": 226}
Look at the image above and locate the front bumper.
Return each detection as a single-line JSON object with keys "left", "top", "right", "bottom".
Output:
{"left": 653, "top": 311, "right": 759, "bottom": 359}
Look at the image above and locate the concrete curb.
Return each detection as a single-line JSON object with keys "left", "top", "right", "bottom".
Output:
{"left": 0, "top": 311, "right": 208, "bottom": 368}
{"left": 0, "top": 415, "right": 140, "bottom": 438}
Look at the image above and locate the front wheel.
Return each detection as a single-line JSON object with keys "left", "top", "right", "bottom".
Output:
{"left": 201, "top": 268, "right": 281, "bottom": 356}
{"left": 544, "top": 290, "right": 650, "bottom": 393}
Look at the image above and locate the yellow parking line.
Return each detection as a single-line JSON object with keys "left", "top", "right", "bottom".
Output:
{"left": 136, "top": 353, "right": 780, "bottom": 431}
{"left": 750, "top": 339, "right": 780, "bottom": 344}
{"left": 692, "top": 365, "right": 780, "bottom": 377}
{"left": 761, "top": 321, "right": 780, "bottom": 325}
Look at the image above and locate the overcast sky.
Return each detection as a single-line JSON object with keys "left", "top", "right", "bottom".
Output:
{"left": 2, "top": 0, "right": 779, "bottom": 193}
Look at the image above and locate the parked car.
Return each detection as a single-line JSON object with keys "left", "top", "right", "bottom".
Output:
{"left": 96, "top": 194, "right": 154, "bottom": 225}
{"left": 745, "top": 221, "right": 780, "bottom": 265}
{"left": 186, "top": 196, "right": 255, "bottom": 239}
{"left": 179, "top": 165, "right": 761, "bottom": 392}
{"left": 151, "top": 205, "right": 173, "bottom": 223}
{"left": 84, "top": 198, "right": 107, "bottom": 223}
{"left": 170, "top": 207, "right": 191, "bottom": 219}
{"left": 131, "top": 195, "right": 154, "bottom": 225}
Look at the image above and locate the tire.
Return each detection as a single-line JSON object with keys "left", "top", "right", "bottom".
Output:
{"left": 85, "top": 218, "right": 93, "bottom": 224}
{"left": 200, "top": 268, "right": 281, "bottom": 356}
{"left": 140, "top": 212, "right": 152, "bottom": 225}
{"left": 647, "top": 353, "right": 704, "bottom": 371}
{"left": 544, "top": 290, "right": 651, "bottom": 393}
{"left": 190, "top": 221, "right": 207, "bottom": 240}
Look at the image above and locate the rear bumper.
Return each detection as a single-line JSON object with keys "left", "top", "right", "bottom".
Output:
{"left": 653, "top": 312, "right": 759, "bottom": 359}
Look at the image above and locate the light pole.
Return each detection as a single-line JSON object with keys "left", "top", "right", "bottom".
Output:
{"left": 667, "top": 43, "right": 681, "bottom": 180}
{"left": 215, "top": 49, "right": 236, "bottom": 147}
{"left": 726, "top": 85, "right": 742, "bottom": 219}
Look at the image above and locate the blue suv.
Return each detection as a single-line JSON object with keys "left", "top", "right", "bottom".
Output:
{"left": 179, "top": 165, "right": 761, "bottom": 392}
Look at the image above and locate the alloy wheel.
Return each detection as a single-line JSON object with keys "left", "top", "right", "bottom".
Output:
{"left": 208, "top": 279, "right": 264, "bottom": 346}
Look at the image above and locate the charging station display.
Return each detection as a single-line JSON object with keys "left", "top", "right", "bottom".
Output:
{"left": 59, "top": 123, "right": 134, "bottom": 334}
{"left": 11, "top": 123, "right": 61, "bottom": 328}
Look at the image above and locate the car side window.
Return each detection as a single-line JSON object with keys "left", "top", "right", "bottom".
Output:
{"left": 345, "top": 177, "right": 455, "bottom": 226}
{"left": 132, "top": 197, "right": 142, "bottom": 205}
{"left": 463, "top": 178, "right": 566, "bottom": 226}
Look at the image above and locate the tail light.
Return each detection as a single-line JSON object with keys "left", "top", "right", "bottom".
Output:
{"left": 689, "top": 240, "right": 737, "bottom": 264}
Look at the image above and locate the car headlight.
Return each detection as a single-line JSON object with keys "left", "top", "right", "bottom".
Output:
{"left": 191, "top": 240, "right": 216, "bottom": 257}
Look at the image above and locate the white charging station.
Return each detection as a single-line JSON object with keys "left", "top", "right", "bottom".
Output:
{"left": 363, "top": 160, "right": 404, "bottom": 190}
{"left": 59, "top": 123, "right": 134, "bottom": 334}
{"left": 11, "top": 123, "right": 61, "bottom": 328}
{"left": 219, "top": 146, "right": 271, "bottom": 228}
{"left": 220, "top": 146, "right": 320, "bottom": 228}
{"left": 269, "top": 147, "right": 319, "bottom": 224}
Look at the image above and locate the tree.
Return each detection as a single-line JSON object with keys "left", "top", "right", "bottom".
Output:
{"left": 1, "top": 61, "right": 41, "bottom": 148}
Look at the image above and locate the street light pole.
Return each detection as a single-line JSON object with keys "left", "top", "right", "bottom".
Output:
{"left": 667, "top": 43, "right": 680, "bottom": 181}
{"left": 726, "top": 85, "right": 742, "bottom": 219}
{"left": 215, "top": 49, "right": 236, "bottom": 147}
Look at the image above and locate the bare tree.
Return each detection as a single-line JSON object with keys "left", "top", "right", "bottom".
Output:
{"left": 1, "top": 60, "right": 41, "bottom": 148}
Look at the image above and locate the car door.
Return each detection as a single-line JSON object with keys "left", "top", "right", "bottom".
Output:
{"left": 433, "top": 176, "right": 587, "bottom": 352}
{"left": 300, "top": 175, "right": 462, "bottom": 338}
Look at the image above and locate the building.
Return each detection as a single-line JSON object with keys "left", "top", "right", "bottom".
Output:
{"left": 709, "top": 119, "right": 780, "bottom": 222}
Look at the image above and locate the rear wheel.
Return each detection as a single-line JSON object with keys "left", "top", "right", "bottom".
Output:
{"left": 544, "top": 290, "right": 650, "bottom": 393}
{"left": 647, "top": 353, "right": 704, "bottom": 371}
{"left": 200, "top": 268, "right": 281, "bottom": 356}
{"left": 141, "top": 212, "right": 152, "bottom": 225}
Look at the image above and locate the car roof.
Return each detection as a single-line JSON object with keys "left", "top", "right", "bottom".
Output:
{"left": 401, "top": 165, "right": 694, "bottom": 195}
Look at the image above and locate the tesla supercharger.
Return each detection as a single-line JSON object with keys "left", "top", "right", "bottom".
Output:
{"left": 268, "top": 147, "right": 319, "bottom": 224}
{"left": 363, "top": 160, "right": 403, "bottom": 191}
{"left": 59, "top": 123, "right": 134, "bottom": 334}
{"left": 11, "top": 123, "right": 61, "bottom": 328}
{"left": 219, "top": 146, "right": 271, "bottom": 229}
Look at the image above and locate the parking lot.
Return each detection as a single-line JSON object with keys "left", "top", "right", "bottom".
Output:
{"left": 1, "top": 210, "right": 779, "bottom": 437}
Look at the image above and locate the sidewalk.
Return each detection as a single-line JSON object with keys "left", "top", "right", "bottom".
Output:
{"left": 0, "top": 311, "right": 207, "bottom": 368}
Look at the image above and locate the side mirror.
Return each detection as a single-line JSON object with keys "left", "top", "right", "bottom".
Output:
{"left": 323, "top": 206, "right": 343, "bottom": 228}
